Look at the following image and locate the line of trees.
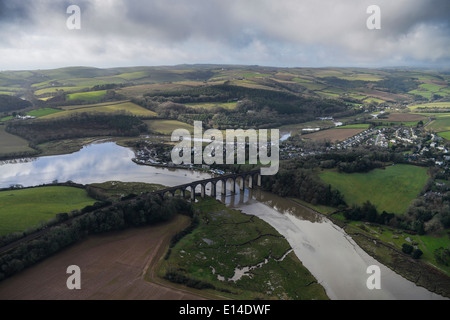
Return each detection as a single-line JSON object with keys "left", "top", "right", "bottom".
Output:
{"left": 5, "top": 112, "right": 148, "bottom": 145}
{"left": 0, "top": 194, "right": 193, "bottom": 282}
{"left": 262, "top": 167, "right": 346, "bottom": 207}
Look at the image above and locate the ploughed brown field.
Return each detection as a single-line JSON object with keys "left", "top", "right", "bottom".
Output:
{"left": 0, "top": 215, "right": 205, "bottom": 300}
{"left": 302, "top": 128, "right": 365, "bottom": 142}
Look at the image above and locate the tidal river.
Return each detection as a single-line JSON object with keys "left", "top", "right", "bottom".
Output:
{"left": 0, "top": 142, "right": 446, "bottom": 300}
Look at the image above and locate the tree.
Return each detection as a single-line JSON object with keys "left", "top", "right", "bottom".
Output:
{"left": 362, "top": 200, "right": 378, "bottom": 222}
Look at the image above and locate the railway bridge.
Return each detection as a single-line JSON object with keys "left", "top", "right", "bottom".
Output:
{"left": 152, "top": 170, "right": 261, "bottom": 201}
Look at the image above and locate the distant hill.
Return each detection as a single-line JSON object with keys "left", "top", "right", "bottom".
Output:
{"left": 0, "top": 65, "right": 449, "bottom": 107}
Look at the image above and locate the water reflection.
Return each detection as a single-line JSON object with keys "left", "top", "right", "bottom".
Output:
{"left": 0, "top": 142, "right": 212, "bottom": 189}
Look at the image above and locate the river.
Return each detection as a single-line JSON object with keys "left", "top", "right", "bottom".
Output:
{"left": 0, "top": 141, "right": 446, "bottom": 300}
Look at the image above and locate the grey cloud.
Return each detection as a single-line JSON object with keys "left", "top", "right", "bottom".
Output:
{"left": 0, "top": 0, "right": 449, "bottom": 69}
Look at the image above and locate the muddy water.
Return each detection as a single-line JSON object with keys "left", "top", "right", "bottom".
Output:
{"left": 0, "top": 142, "right": 447, "bottom": 300}
{"left": 228, "top": 189, "right": 446, "bottom": 300}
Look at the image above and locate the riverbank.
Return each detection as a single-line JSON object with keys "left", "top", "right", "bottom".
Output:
{"left": 282, "top": 196, "right": 450, "bottom": 298}
{"left": 325, "top": 213, "right": 450, "bottom": 298}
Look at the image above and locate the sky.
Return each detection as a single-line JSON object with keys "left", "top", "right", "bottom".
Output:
{"left": 0, "top": 0, "right": 449, "bottom": 71}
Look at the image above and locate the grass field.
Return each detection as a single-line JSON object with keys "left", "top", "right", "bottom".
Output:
{"left": 0, "top": 186, "right": 96, "bottom": 236}
{"left": 337, "top": 124, "right": 370, "bottom": 129}
{"left": 426, "top": 115, "right": 450, "bottom": 132}
{"left": 41, "top": 101, "right": 157, "bottom": 119}
{"left": 185, "top": 102, "right": 238, "bottom": 110}
{"left": 159, "top": 198, "right": 328, "bottom": 300}
{"left": 0, "top": 125, "right": 34, "bottom": 156}
{"left": 409, "top": 102, "right": 450, "bottom": 111}
{"left": 66, "top": 90, "right": 107, "bottom": 103}
{"left": 144, "top": 119, "right": 194, "bottom": 135}
{"left": 27, "top": 108, "right": 63, "bottom": 118}
{"left": 437, "top": 131, "right": 450, "bottom": 140}
{"left": 319, "top": 164, "right": 429, "bottom": 214}
{"left": 34, "top": 86, "right": 90, "bottom": 96}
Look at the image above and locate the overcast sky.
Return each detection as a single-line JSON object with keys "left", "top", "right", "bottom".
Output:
{"left": 0, "top": 0, "right": 449, "bottom": 71}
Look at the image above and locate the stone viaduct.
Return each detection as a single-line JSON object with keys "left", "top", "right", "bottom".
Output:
{"left": 152, "top": 170, "right": 261, "bottom": 201}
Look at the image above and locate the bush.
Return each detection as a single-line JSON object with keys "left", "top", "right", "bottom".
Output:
{"left": 412, "top": 249, "right": 423, "bottom": 259}
{"left": 402, "top": 243, "right": 414, "bottom": 254}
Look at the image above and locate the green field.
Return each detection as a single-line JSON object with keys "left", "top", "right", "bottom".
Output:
{"left": 337, "top": 124, "right": 370, "bottom": 129}
{"left": 0, "top": 125, "right": 34, "bottom": 156}
{"left": 66, "top": 90, "right": 107, "bottom": 103}
{"left": 185, "top": 102, "right": 238, "bottom": 110}
{"left": 41, "top": 101, "right": 157, "bottom": 119}
{"left": 0, "top": 186, "right": 96, "bottom": 236}
{"left": 319, "top": 164, "right": 429, "bottom": 214}
{"left": 159, "top": 198, "right": 328, "bottom": 300}
{"left": 426, "top": 115, "right": 450, "bottom": 132}
{"left": 27, "top": 108, "right": 63, "bottom": 118}
{"left": 409, "top": 102, "right": 450, "bottom": 111}
{"left": 144, "top": 119, "right": 194, "bottom": 135}
{"left": 437, "top": 131, "right": 450, "bottom": 140}
{"left": 34, "top": 86, "right": 90, "bottom": 96}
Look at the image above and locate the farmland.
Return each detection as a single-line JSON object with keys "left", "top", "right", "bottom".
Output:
{"left": 425, "top": 115, "right": 450, "bottom": 133}
{"left": 144, "top": 120, "right": 194, "bottom": 135}
{"left": 0, "top": 186, "right": 95, "bottom": 236}
{"left": 319, "top": 164, "right": 429, "bottom": 215}
{"left": 41, "top": 101, "right": 157, "bottom": 119}
{"left": 302, "top": 128, "right": 366, "bottom": 142}
{"left": 66, "top": 90, "right": 107, "bottom": 103}
{"left": 0, "top": 125, "right": 35, "bottom": 157}
{"left": 0, "top": 214, "right": 202, "bottom": 300}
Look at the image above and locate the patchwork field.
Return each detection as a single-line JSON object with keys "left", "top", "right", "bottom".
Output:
{"left": 0, "top": 186, "right": 96, "bottom": 236}
{"left": 319, "top": 164, "right": 429, "bottom": 215}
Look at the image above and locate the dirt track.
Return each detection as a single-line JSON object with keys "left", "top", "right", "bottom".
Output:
{"left": 0, "top": 215, "right": 205, "bottom": 300}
